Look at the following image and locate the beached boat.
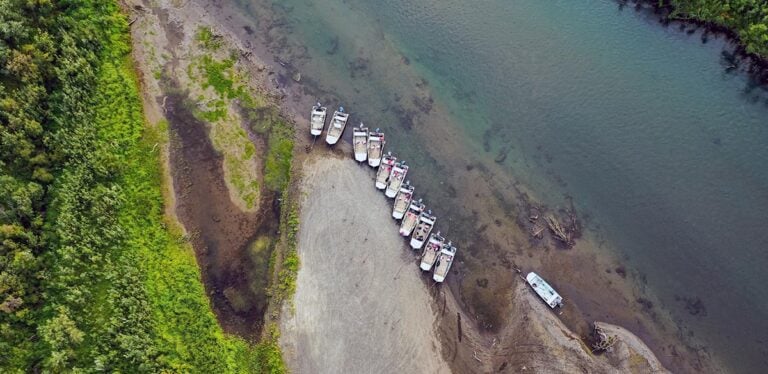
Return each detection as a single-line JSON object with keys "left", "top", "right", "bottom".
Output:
{"left": 433, "top": 241, "right": 457, "bottom": 283}
{"left": 399, "top": 199, "right": 424, "bottom": 236}
{"left": 375, "top": 153, "right": 396, "bottom": 190}
{"left": 419, "top": 232, "right": 444, "bottom": 271}
{"left": 310, "top": 103, "right": 327, "bottom": 136}
{"left": 325, "top": 107, "right": 349, "bottom": 145}
{"left": 392, "top": 182, "right": 414, "bottom": 220}
{"left": 352, "top": 124, "right": 368, "bottom": 162}
{"left": 410, "top": 210, "right": 436, "bottom": 249}
{"left": 367, "top": 128, "right": 385, "bottom": 167}
{"left": 526, "top": 272, "right": 563, "bottom": 308}
{"left": 385, "top": 162, "right": 408, "bottom": 198}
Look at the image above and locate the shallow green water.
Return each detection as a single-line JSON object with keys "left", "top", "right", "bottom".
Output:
{"left": 236, "top": 0, "right": 768, "bottom": 371}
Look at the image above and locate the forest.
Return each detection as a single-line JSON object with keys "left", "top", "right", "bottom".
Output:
{"left": 0, "top": 1, "right": 282, "bottom": 372}
{"left": 664, "top": 0, "right": 768, "bottom": 57}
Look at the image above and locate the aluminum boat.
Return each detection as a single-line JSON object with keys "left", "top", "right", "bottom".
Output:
{"left": 410, "top": 210, "right": 436, "bottom": 249}
{"left": 419, "top": 232, "right": 445, "bottom": 271}
{"left": 325, "top": 107, "right": 349, "bottom": 145}
{"left": 433, "top": 241, "right": 457, "bottom": 283}
{"left": 310, "top": 103, "right": 327, "bottom": 136}
{"left": 352, "top": 124, "right": 368, "bottom": 162}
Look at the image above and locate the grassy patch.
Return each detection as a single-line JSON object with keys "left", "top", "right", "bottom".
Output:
{"left": 195, "top": 26, "right": 222, "bottom": 51}
{"left": 268, "top": 190, "right": 300, "bottom": 304}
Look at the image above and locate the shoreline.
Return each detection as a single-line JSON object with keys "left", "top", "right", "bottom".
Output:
{"left": 131, "top": 0, "right": 725, "bottom": 372}
{"left": 285, "top": 156, "right": 669, "bottom": 373}
{"left": 630, "top": 0, "right": 768, "bottom": 82}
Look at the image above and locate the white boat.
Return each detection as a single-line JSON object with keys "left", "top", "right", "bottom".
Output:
{"left": 391, "top": 182, "right": 414, "bottom": 220}
{"left": 325, "top": 107, "right": 349, "bottom": 145}
{"left": 410, "top": 210, "right": 436, "bottom": 249}
{"left": 375, "top": 153, "right": 396, "bottom": 190}
{"left": 352, "top": 124, "right": 368, "bottom": 162}
{"left": 385, "top": 162, "right": 408, "bottom": 198}
{"left": 399, "top": 199, "right": 424, "bottom": 236}
{"left": 419, "top": 232, "right": 444, "bottom": 271}
{"left": 310, "top": 103, "right": 327, "bottom": 136}
{"left": 367, "top": 129, "right": 385, "bottom": 167}
{"left": 433, "top": 241, "right": 457, "bottom": 283}
{"left": 526, "top": 272, "right": 563, "bottom": 308}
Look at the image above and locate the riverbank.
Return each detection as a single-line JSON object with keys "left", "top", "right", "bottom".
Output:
{"left": 635, "top": 0, "right": 768, "bottom": 70}
{"left": 207, "top": 1, "right": 749, "bottom": 371}
{"left": 125, "top": 0, "right": 295, "bottom": 370}
{"left": 284, "top": 156, "right": 668, "bottom": 373}
{"left": 128, "top": 0, "right": 724, "bottom": 372}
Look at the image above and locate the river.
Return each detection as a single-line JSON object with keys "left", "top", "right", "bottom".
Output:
{"left": 231, "top": 0, "right": 768, "bottom": 371}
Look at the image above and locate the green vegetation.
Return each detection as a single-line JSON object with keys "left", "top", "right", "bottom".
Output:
{"left": 186, "top": 28, "right": 298, "bottom": 209}
{"left": 0, "top": 1, "right": 285, "bottom": 371}
{"left": 269, "top": 191, "right": 300, "bottom": 304}
{"left": 254, "top": 325, "right": 288, "bottom": 374}
{"left": 277, "top": 203, "right": 300, "bottom": 299}
{"left": 195, "top": 26, "right": 222, "bottom": 51}
{"left": 190, "top": 29, "right": 294, "bottom": 197}
{"left": 662, "top": 0, "right": 768, "bottom": 57}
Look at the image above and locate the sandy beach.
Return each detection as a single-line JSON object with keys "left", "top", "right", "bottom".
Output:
{"left": 281, "top": 156, "right": 668, "bottom": 373}
{"left": 280, "top": 157, "right": 450, "bottom": 373}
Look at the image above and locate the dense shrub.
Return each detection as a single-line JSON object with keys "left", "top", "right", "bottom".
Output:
{"left": 665, "top": 0, "right": 768, "bottom": 57}
{"left": 0, "top": 1, "right": 282, "bottom": 371}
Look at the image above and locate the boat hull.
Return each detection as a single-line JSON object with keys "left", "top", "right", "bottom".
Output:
{"left": 385, "top": 166, "right": 408, "bottom": 198}
{"left": 310, "top": 106, "right": 326, "bottom": 136}
{"left": 433, "top": 253, "right": 455, "bottom": 283}
{"left": 419, "top": 262, "right": 433, "bottom": 271}
{"left": 375, "top": 167, "right": 391, "bottom": 190}
{"left": 354, "top": 152, "right": 367, "bottom": 162}
{"left": 325, "top": 110, "right": 348, "bottom": 145}
{"left": 526, "top": 272, "right": 563, "bottom": 308}
{"left": 399, "top": 217, "right": 417, "bottom": 236}
{"left": 433, "top": 271, "right": 449, "bottom": 283}
{"left": 410, "top": 238, "right": 426, "bottom": 250}
{"left": 392, "top": 210, "right": 405, "bottom": 220}
{"left": 384, "top": 187, "right": 399, "bottom": 198}
{"left": 325, "top": 135, "right": 341, "bottom": 145}
{"left": 368, "top": 158, "right": 381, "bottom": 167}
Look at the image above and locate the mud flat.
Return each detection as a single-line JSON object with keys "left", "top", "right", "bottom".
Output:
{"left": 280, "top": 157, "right": 450, "bottom": 373}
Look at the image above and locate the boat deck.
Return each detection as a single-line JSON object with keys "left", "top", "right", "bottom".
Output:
{"left": 376, "top": 165, "right": 393, "bottom": 185}
{"left": 393, "top": 194, "right": 410, "bottom": 215}
{"left": 368, "top": 140, "right": 382, "bottom": 160}
{"left": 413, "top": 220, "right": 433, "bottom": 242}
{"left": 400, "top": 213, "right": 419, "bottom": 235}
{"left": 433, "top": 253, "right": 453, "bottom": 278}
{"left": 354, "top": 137, "right": 367, "bottom": 155}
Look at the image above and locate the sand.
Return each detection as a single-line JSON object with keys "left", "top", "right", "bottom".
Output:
{"left": 280, "top": 157, "right": 450, "bottom": 373}
{"left": 281, "top": 156, "right": 669, "bottom": 373}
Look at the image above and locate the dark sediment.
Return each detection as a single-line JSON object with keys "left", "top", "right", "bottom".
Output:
{"left": 164, "top": 90, "right": 277, "bottom": 339}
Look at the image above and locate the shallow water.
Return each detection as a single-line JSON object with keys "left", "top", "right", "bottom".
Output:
{"left": 234, "top": 0, "right": 768, "bottom": 371}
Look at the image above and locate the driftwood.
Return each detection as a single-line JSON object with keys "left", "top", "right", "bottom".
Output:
{"left": 545, "top": 214, "right": 569, "bottom": 243}
{"left": 591, "top": 325, "right": 617, "bottom": 353}
{"left": 531, "top": 223, "right": 546, "bottom": 239}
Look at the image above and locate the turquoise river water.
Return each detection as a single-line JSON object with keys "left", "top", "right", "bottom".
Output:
{"left": 233, "top": 0, "right": 768, "bottom": 371}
